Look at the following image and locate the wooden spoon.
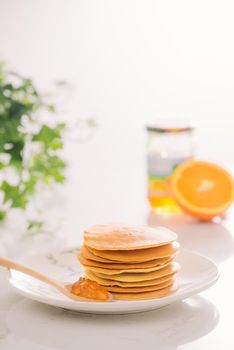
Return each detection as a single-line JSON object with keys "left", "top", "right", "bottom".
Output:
{"left": 0, "top": 256, "right": 112, "bottom": 302}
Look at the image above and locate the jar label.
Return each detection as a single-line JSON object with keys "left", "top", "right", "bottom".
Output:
{"left": 147, "top": 155, "right": 191, "bottom": 199}
{"left": 147, "top": 155, "right": 190, "bottom": 178}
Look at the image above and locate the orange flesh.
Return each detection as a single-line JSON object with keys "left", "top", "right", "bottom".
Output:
{"left": 171, "top": 160, "right": 234, "bottom": 220}
{"left": 71, "top": 277, "right": 110, "bottom": 301}
{"left": 176, "top": 163, "right": 233, "bottom": 208}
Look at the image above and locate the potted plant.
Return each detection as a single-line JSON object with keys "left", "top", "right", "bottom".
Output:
{"left": 0, "top": 63, "right": 66, "bottom": 233}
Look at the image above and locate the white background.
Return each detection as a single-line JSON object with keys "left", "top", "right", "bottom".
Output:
{"left": 0, "top": 0, "right": 234, "bottom": 239}
{"left": 1, "top": 4, "right": 234, "bottom": 349}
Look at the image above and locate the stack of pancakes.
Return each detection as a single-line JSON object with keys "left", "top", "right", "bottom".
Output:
{"left": 78, "top": 223, "right": 180, "bottom": 300}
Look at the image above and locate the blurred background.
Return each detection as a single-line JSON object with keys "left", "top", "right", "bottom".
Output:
{"left": 0, "top": 0, "right": 234, "bottom": 249}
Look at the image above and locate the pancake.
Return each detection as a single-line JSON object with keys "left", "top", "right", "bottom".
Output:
{"left": 112, "top": 284, "right": 178, "bottom": 300}
{"left": 80, "top": 245, "right": 118, "bottom": 263}
{"left": 78, "top": 251, "right": 173, "bottom": 270}
{"left": 87, "top": 241, "right": 179, "bottom": 262}
{"left": 80, "top": 223, "right": 180, "bottom": 301}
{"left": 83, "top": 262, "right": 170, "bottom": 275}
{"left": 105, "top": 278, "right": 175, "bottom": 293}
{"left": 84, "top": 223, "right": 177, "bottom": 250}
{"left": 85, "top": 270, "right": 176, "bottom": 287}
{"left": 86, "top": 262, "right": 180, "bottom": 282}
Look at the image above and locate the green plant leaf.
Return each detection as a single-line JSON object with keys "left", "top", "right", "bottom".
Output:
{"left": 27, "top": 219, "right": 44, "bottom": 232}
{"left": 0, "top": 211, "right": 6, "bottom": 220}
{"left": 5, "top": 140, "right": 24, "bottom": 163}
{"left": 0, "top": 63, "right": 68, "bottom": 227}
{"left": 1, "top": 181, "right": 28, "bottom": 208}
{"left": 32, "top": 124, "right": 65, "bottom": 150}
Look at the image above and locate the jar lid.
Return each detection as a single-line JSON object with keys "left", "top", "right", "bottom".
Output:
{"left": 146, "top": 120, "right": 194, "bottom": 133}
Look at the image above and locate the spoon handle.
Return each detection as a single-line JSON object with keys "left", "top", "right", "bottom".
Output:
{"left": 0, "top": 256, "right": 62, "bottom": 290}
{"left": 0, "top": 256, "right": 112, "bottom": 302}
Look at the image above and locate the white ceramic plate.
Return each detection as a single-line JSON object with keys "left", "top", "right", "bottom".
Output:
{"left": 8, "top": 248, "right": 219, "bottom": 314}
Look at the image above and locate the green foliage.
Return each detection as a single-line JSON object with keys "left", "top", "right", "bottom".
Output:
{"left": 26, "top": 219, "right": 44, "bottom": 233}
{"left": 0, "top": 63, "right": 66, "bottom": 222}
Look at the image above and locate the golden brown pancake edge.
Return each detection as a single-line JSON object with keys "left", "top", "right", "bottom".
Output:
{"left": 78, "top": 250, "right": 173, "bottom": 270}
{"left": 85, "top": 262, "right": 180, "bottom": 282}
{"left": 87, "top": 242, "right": 179, "bottom": 262}
{"left": 105, "top": 278, "right": 175, "bottom": 293}
{"left": 82, "top": 261, "right": 171, "bottom": 275}
{"left": 85, "top": 270, "right": 177, "bottom": 287}
{"left": 112, "top": 284, "right": 178, "bottom": 300}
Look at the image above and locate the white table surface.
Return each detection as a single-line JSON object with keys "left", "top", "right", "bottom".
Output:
{"left": 0, "top": 125, "right": 234, "bottom": 350}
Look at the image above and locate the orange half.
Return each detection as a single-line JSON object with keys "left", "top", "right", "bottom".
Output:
{"left": 171, "top": 160, "right": 234, "bottom": 220}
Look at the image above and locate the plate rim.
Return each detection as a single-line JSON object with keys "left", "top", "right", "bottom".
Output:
{"left": 7, "top": 247, "right": 220, "bottom": 313}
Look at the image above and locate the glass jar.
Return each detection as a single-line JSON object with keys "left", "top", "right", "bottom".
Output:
{"left": 146, "top": 121, "right": 195, "bottom": 214}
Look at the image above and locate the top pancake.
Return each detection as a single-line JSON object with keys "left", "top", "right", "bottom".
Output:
{"left": 84, "top": 223, "right": 177, "bottom": 250}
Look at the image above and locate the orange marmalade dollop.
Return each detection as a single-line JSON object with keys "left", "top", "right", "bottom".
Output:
{"left": 71, "top": 277, "right": 110, "bottom": 301}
